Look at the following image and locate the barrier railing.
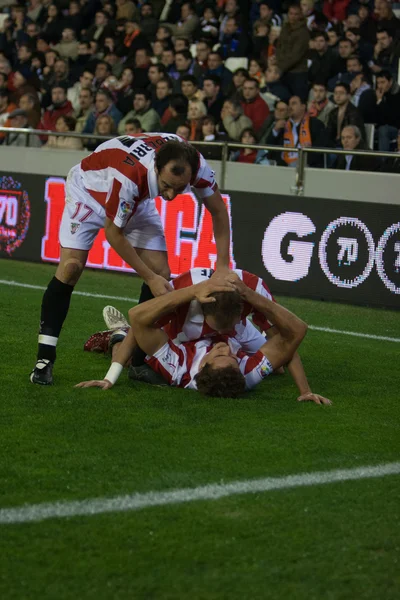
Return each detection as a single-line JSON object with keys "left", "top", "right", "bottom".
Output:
{"left": 0, "top": 127, "right": 398, "bottom": 195}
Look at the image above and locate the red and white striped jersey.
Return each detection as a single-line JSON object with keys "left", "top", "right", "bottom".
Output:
{"left": 145, "top": 336, "right": 273, "bottom": 391}
{"left": 161, "top": 268, "right": 274, "bottom": 354}
{"left": 78, "top": 133, "right": 218, "bottom": 228}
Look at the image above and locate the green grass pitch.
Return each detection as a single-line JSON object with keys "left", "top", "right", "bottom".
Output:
{"left": 0, "top": 259, "right": 399, "bottom": 600}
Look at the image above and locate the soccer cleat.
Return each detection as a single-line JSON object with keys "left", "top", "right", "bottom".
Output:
{"left": 103, "top": 305, "right": 129, "bottom": 330}
{"left": 84, "top": 330, "right": 113, "bottom": 354}
{"left": 128, "top": 364, "right": 168, "bottom": 386}
{"left": 109, "top": 328, "right": 128, "bottom": 352}
{"left": 30, "top": 359, "right": 54, "bottom": 385}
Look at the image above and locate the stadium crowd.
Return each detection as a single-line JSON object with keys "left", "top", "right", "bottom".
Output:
{"left": 0, "top": 0, "right": 399, "bottom": 171}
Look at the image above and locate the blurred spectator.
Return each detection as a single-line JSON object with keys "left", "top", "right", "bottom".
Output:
{"left": 308, "top": 31, "right": 341, "bottom": 85}
{"left": 176, "top": 122, "right": 191, "bottom": 140}
{"left": 86, "top": 11, "right": 114, "bottom": 48}
{"left": 152, "top": 40, "right": 168, "bottom": 63}
{"left": 153, "top": 78, "right": 173, "bottom": 120}
{"left": 84, "top": 88, "right": 122, "bottom": 134}
{"left": 374, "top": 0, "right": 400, "bottom": 39}
{"left": 381, "top": 130, "right": 400, "bottom": 173}
{"left": 220, "top": 99, "right": 253, "bottom": 141}
{"left": 162, "top": 93, "right": 189, "bottom": 133}
{"left": 276, "top": 4, "right": 310, "bottom": 101}
{"left": 226, "top": 67, "right": 249, "bottom": 101}
{"left": 86, "top": 114, "right": 117, "bottom": 151}
{"left": 195, "top": 39, "right": 213, "bottom": 72}
{"left": 252, "top": 19, "right": 270, "bottom": 61}
{"left": 336, "top": 125, "right": 379, "bottom": 171}
{"left": 165, "top": 2, "right": 200, "bottom": 41}
{"left": 53, "top": 28, "right": 79, "bottom": 61}
{"left": 301, "top": 0, "right": 330, "bottom": 31}
{"left": 161, "top": 48, "right": 176, "bottom": 76}
{"left": 43, "top": 115, "right": 83, "bottom": 150}
{"left": 326, "top": 82, "right": 365, "bottom": 147}
{"left": 4, "top": 108, "right": 41, "bottom": 147}
{"left": 358, "top": 5, "right": 378, "bottom": 46}
{"left": 187, "top": 98, "right": 207, "bottom": 140}
{"left": 266, "top": 95, "right": 326, "bottom": 167}
{"left": 231, "top": 128, "right": 270, "bottom": 164}
{"left": 140, "top": 3, "right": 159, "bottom": 41}
{"left": 204, "top": 51, "right": 233, "bottom": 90}
{"left": 19, "top": 92, "right": 41, "bottom": 128}
{"left": 344, "top": 27, "right": 373, "bottom": 63}
{"left": 115, "top": 68, "right": 135, "bottom": 115}
{"left": 15, "top": 44, "right": 33, "bottom": 74}
{"left": 118, "top": 89, "right": 160, "bottom": 134}
{"left": 323, "top": 0, "right": 351, "bottom": 23}
{"left": 94, "top": 61, "right": 112, "bottom": 90}
{"left": 202, "top": 75, "right": 225, "bottom": 124}
{"left": 0, "top": 90, "right": 16, "bottom": 127}
{"left": 74, "top": 87, "right": 94, "bottom": 133}
{"left": 173, "top": 50, "right": 203, "bottom": 87}
{"left": 199, "top": 115, "right": 224, "bottom": 160}
{"left": 308, "top": 81, "right": 335, "bottom": 126}
{"left": 65, "top": 1, "right": 84, "bottom": 32}
{"left": 38, "top": 84, "right": 74, "bottom": 140}
{"left": 180, "top": 74, "right": 200, "bottom": 101}
{"left": 174, "top": 37, "right": 190, "bottom": 52}
{"left": 220, "top": 17, "right": 250, "bottom": 59}
{"left": 258, "top": 99, "right": 289, "bottom": 144}
{"left": 124, "top": 118, "right": 144, "bottom": 134}
{"left": 41, "top": 4, "right": 64, "bottom": 45}
{"left": 117, "top": 20, "right": 151, "bottom": 62}
{"left": 261, "top": 65, "right": 291, "bottom": 102}
{"left": 68, "top": 70, "right": 94, "bottom": 113}
{"left": 10, "top": 68, "right": 39, "bottom": 105}
{"left": 147, "top": 64, "right": 168, "bottom": 99}
{"left": 197, "top": 5, "right": 219, "bottom": 41}
{"left": 27, "top": 0, "right": 46, "bottom": 24}
{"left": 375, "top": 70, "right": 400, "bottom": 151}
{"left": 349, "top": 70, "right": 376, "bottom": 123}
{"left": 219, "top": 0, "right": 241, "bottom": 41}
{"left": 370, "top": 28, "right": 399, "bottom": 76}
{"left": 327, "top": 39, "right": 356, "bottom": 90}
{"left": 116, "top": 0, "right": 138, "bottom": 22}
{"left": 258, "top": 1, "right": 283, "bottom": 27}
{"left": 327, "top": 26, "right": 341, "bottom": 53}
{"left": 241, "top": 77, "right": 270, "bottom": 133}
{"left": 248, "top": 59, "right": 266, "bottom": 87}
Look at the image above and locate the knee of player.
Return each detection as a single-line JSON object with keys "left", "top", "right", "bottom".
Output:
{"left": 58, "top": 258, "right": 85, "bottom": 285}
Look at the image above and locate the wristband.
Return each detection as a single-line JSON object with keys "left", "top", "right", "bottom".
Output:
{"left": 104, "top": 362, "right": 123, "bottom": 386}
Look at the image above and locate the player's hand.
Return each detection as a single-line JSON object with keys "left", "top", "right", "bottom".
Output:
{"left": 194, "top": 279, "right": 236, "bottom": 304}
{"left": 297, "top": 392, "right": 332, "bottom": 405}
{"left": 147, "top": 274, "right": 173, "bottom": 297}
{"left": 74, "top": 379, "right": 113, "bottom": 390}
{"left": 232, "top": 277, "right": 252, "bottom": 300}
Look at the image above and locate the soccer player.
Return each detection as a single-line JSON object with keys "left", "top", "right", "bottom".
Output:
{"left": 30, "top": 134, "right": 231, "bottom": 386}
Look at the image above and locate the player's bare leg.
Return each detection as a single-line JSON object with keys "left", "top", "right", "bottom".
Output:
{"left": 30, "top": 247, "right": 88, "bottom": 385}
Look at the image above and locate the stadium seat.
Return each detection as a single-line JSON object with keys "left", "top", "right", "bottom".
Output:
{"left": 364, "top": 124, "right": 375, "bottom": 149}
{"left": 225, "top": 57, "right": 249, "bottom": 72}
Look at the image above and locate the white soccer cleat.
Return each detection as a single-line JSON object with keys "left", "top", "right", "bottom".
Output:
{"left": 103, "top": 305, "right": 129, "bottom": 330}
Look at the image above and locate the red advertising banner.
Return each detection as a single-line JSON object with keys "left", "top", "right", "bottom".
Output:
{"left": 41, "top": 177, "right": 236, "bottom": 277}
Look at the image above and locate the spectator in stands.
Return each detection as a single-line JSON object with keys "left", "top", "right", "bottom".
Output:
{"left": 219, "top": 0, "right": 241, "bottom": 41}
{"left": 358, "top": 5, "right": 378, "bottom": 46}
{"left": 349, "top": 70, "right": 376, "bottom": 123}
{"left": 19, "top": 92, "right": 41, "bottom": 129}
{"left": 251, "top": 19, "right": 270, "bottom": 62}
{"left": 27, "top": 0, "right": 46, "bottom": 25}
{"left": 323, "top": 0, "right": 350, "bottom": 24}
{"left": 375, "top": 70, "right": 400, "bottom": 151}
{"left": 74, "top": 87, "right": 94, "bottom": 133}
{"left": 65, "top": 1, "right": 83, "bottom": 32}
{"left": 152, "top": 78, "right": 173, "bottom": 121}
{"left": 114, "top": 67, "right": 135, "bottom": 115}
{"left": 173, "top": 50, "right": 203, "bottom": 87}
{"left": 327, "top": 26, "right": 341, "bottom": 53}
{"left": 275, "top": 4, "right": 309, "bottom": 101}
{"left": 15, "top": 44, "right": 33, "bottom": 74}
{"left": 39, "top": 84, "right": 73, "bottom": 139}
{"left": 201, "top": 75, "right": 225, "bottom": 124}
{"left": 344, "top": 27, "right": 373, "bottom": 64}
{"left": 226, "top": 67, "right": 249, "bottom": 101}
{"left": 176, "top": 122, "right": 191, "bottom": 140}
{"left": 165, "top": 2, "right": 200, "bottom": 42}
{"left": 93, "top": 61, "right": 112, "bottom": 90}
{"left": 161, "top": 48, "right": 176, "bottom": 76}
{"left": 53, "top": 28, "right": 79, "bottom": 61}
{"left": 180, "top": 74, "right": 200, "bottom": 101}
{"left": 116, "top": 0, "right": 138, "bottom": 22}
{"left": 335, "top": 125, "right": 379, "bottom": 171}
{"left": 41, "top": 4, "right": 64, "bottom": 45}
{"left": 118, "top": 89, "right": 160, "bottom": 134}
{"left": 133, "top": 47, "right": 153, "bottom": 88}
{"left": 162, "top": 93, "right": 189, "bottom": 133}
{"left": 248, "top": 59, "right": 266, "bottom": 88}
{"left": 308, "top": 81, "right": 335, "bottom": 126}
{"left": 326, "top": 82, "right": 366, "bottom": 147}
{"left": 308, "top": 32, "right": 341, "bottom": 85}
{"left": 174, "top": 37, "right": 190, "bottom": 53}
{"left": 86, "top": 114, "right": 117, "bottom": 151}
{"left": 374, "top": 0, "right": 400, "bottom": 39}
{"left": 205, "top": 51, "right": 233, "bottom": 90}
{"left": 258, "top": 1, "right": 283, "bottom": 27}
{"left": 124, "top": 118, "right": 144, "bottom": 134}
{"left": 67, "top": 70, "right": 94, "bottom": 113}
{"left": 381, "top": 130, "right": 400, "bottom": 173}
{"left": 4, "top": 108, "right": 41, "bottom": 147}
{"left": 197, "top": 5, "right": 219, "bottom": 41}
{"left": 266, "top": 95, "right": 326, "bottom": 167}
{"left": 199, "top": 115, "right": 224, "bottom": 160}
{"left": 187, "top": 98, "right": 207, "bottom": 141}
{"left": 327, "top": 39, "right": 355, "bottom": 90}
{"left": 139, "top": 3, "right": 158, "bottom": 41}
{"left": 241, "top": 77, "right": 270, "bottom": 133}
{"left": 0, "top": 90, "right": 16, "bottom": 128}
{"left": 43, "top": 58, "right": 71, "bottom": 98}
{"left": 11, "top": 68, "right": 39, "bottom": 106}
{"left": 195, "top": 40, "right": 213, "bottom": 72}
{"left": 220, "top": 98, "right": 253, "bottom": 141}
{"left": 83, "top": 88, "right": 122, "bottom": 135}
{"left": 147, "top": 64, "right": 167, "bottom": 99}
{"left": 370, "top": 28, "right": 399, "bottom": 76}
{"left": 116, "top": 20, "right": 150, "bottom": 62}
{"left": 86, "top": 11, "right": 114, "bottom": 48}
{"left": 43, "top": 115, "right": 83, "bottom": 150}
{"left": 261, "top": 65, "right": 291, "bottom": 103}
{"left": 258, "top": 100, "right": 289, "bottom": 144}
{"left": 220, "top": 17, "right": 250, "bottom": 59}
{"left": 301, "top": 0, "right": 330, "bottom": 31}
{"left": 231, "top": 128, "right": 270, "bottom": 164}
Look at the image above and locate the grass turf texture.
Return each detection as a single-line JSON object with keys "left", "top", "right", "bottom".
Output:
{"left": 1, "top": 259, "right": 399, "bottom": 599}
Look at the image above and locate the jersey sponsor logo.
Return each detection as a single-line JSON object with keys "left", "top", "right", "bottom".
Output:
{"left": 0, "top": 175, "right": 31, "bottom": 256}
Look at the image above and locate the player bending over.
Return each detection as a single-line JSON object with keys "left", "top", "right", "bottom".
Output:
{"left": 31, "top": 134, "right": 231, "bottom": 386}
{"left": 77, "top": 277, "right": 322, "bottom": 400}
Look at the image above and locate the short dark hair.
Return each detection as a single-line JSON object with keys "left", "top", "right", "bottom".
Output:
{"left": 96, "top": 60, "right": 111, "bottom": 72}
{"left": 181, "top": 74, "right": 198, "bottom": 86}
{"left": 125, "top": 118, "right": 142, "bottom": 128}
{"left": 195, "top": 364, "right": 246, "bottom": 398}
{"left": 244, "top": 76, "right": 260, "bottom": 88}
{"left": 58, "top": 114, "right": 76, "bottom": 130}
{"left": 376, "top": 27, "right": 392, "bottom": 37}
{"left": 376, "top": 69, "right": 393, "bottom": 82}
{"left": 150, "top": 63, "right": 167, "bottom": 76}
{"left": 169, "top": 93, "right": 188, "bottom": 115}
{"left": 155, "top": 140, "right": 199, "bottom": 177}
{"left": 312, "top": 79, "right": 327, "bottom": 88}
{"left": 233, "top": 68, "right": 249, "bottom": 77}
{"left": 96, "top": 88, "right": 113, "bottom": 101}
{"left": 176, "top": 49, "right": 192, "bottom": 62}
{"left": 313, "top": 31, "right": 328, "bottom": 41}
{"left": 201, "top": 291, "right": 243, "bottom": 330}
{"left": 134, "top": 88, "right": 152, "bottom": 102}
{"left": 203, "top": 74, "right": 221, "bottom": 87}
{"left": 208, "top": 51, "right": 223, "bottom": 62}
{"left": 334, "top": 82, "right": 351, "bottom": 94}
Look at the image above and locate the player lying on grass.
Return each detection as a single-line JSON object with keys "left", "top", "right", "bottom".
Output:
{"left": 80, "top": 268, "right": 331, "bottom": 404}
{"left": 77, "top": 276, "right": 331, "bottom": 402}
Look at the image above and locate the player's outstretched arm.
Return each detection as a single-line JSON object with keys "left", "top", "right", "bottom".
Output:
{"left": 234, "top": 279, "right": 307, "bottom": 371}
{"left": 104, "top": 218, "right": 172, "bottom": 296}
{"left": 202, "top": 189, "right": 230, "bottom": 271}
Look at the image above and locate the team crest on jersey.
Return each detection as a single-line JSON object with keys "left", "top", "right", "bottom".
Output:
{"left": 119, "top": 201, "right": 131, "bottom": 214}
{"left": 257, "top": 361, "right": 272, "bottom": 379}
{"left": 70, "top": 222, "right": 80, "bottom": 235}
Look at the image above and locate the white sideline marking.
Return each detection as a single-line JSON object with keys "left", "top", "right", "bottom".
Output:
{"left": 1, "top": 462, "right": 399, "bottom": 525}
{"left": 1, "top": 278, "right": 399, "bottom": 343}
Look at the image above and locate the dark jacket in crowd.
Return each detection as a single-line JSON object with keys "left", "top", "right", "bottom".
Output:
{"left": 376, "top": 84, "right": 400, "bottom": 129}
{"left": 265, "top": 116, "right": 327, "bottom": 167}
{"left": 276, "top": 17, "right": 310, "bottom": 74}
{"left": 308, "top": 48, "right": 340, "bottom": 85}
{"left": 335, "top": 140, "right": 380, "bottom": 172}
{"left": 326, "top": 103, "right": 366, "bottom": 146}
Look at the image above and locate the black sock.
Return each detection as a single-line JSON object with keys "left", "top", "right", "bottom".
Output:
{"left": 131, "top": 283, "right": 155, "bottom": 367}
{"left": 37, "top": 277, "right": 74, "bottom": 363}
